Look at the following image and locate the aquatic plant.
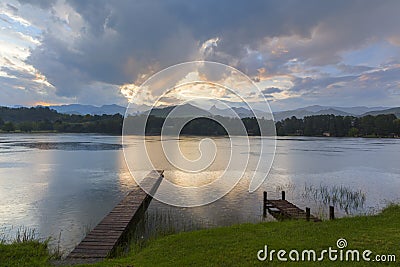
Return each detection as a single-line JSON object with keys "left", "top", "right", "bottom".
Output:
{"left": 14, "top": 227, "right": 37, "bottom": 243}
{"left": 275, "top": 182, "right": 296, "bottom": 193}
{"left": 302, "top": 184, "right": 366, "bottom": 215}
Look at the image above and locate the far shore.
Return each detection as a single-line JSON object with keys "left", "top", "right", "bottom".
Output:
{"left": 0, "top": 130, "right": 399, "bottom": 139}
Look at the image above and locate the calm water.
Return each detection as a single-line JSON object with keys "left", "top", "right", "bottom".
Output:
{"left": 0, "top": 134, "right": 399, "bottom": 253}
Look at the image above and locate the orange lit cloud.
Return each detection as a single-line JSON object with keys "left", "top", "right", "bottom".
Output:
{"left": 33, "top": 101, "right": 58, "bottom": 107}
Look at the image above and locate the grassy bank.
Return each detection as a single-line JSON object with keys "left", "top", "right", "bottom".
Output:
{"left": 79, "top": 204, "right": 400, "bottom": 266}
{"left": 0, "top": 228, "right": 60, "bottom": 267}
{"left": 2, "top": 205, "right": 400, "bottom": 266}
{"left": 0, "top": 241, "right": 52, "bottom": 267}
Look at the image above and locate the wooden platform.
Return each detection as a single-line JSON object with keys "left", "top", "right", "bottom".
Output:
{"left": 64, "top": 170, "right": 164, "bottom": 263}
{"left": 265, "top": 199, "right": 321, "bottom": 222}
{"left": 263, "top": 191, "right": 321, "bottom": 222}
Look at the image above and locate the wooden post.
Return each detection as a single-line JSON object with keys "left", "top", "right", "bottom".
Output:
{"left": 306, "top": 207, "right": 310, "bottom": 221}
{"left": 263, "top": 191, "right": 267, "bottom": 217}
{"left": 329, "top": 206, "right": 335, "bottom": 220}
{"left": 281, "top": 190, "right": 285, "bottom": 200}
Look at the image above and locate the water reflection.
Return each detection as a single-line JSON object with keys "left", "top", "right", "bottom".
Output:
{"left": 0, "top": 134, "right": 399, "bottom": 254}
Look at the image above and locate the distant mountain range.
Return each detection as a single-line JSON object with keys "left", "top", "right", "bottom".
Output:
{"left": 282, "top": 105, "right": 386, "bottom": 115}
{"left": 48, "top": 104, "right": 126, "bottom": 115}
{"left": 209, "top": 105, "right": 271, "bottom": 118}
{"left": 34, "top": 103, "right": 399, "bottom": 120}
{"left": 273, "top": 105, "right": 389, "bottom": 121}
{"left": 142, "top": 104, "right": 212, "bottom": 118}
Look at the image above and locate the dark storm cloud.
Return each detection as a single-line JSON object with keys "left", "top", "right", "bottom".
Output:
{"left": 290, "top": 75, "right": 357, "bottom": 94}
{"left": 289, "top": 66, "right": 400, "bottom": 102}
{"left": 279, "top": 66, "right": 400, "bottom": 108}
{"left": 291, "top": 1, "right": 400, "bottom": 65}
{"left": 262, "top": 94, "right": 274, "bottom": 100}
{"left": 201, "top": 0, "right": 398, "bottom": 71}
{"left": 12, "top": 0, "right": 400, "bottom": 106}
{"left": 262, "top": 87, "right": 282, "bottom": 94}
{"left": 23, "top": 0, "right": 331, "bottom": 78}
{"left": 24, "top": 0, "right": 201, "bottom": 98}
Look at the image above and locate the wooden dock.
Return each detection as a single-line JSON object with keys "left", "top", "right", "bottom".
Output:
{"left": 64, "top": 170, "right": 164, "bottom": 264}
{"left": 263, "top": 191, "right": 321, "bottom": 222}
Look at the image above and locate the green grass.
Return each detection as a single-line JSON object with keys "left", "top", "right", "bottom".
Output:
{"left": 0, "top": 227, "right": 58, "bottom": 267}
{"left": 2, "top": 205, "right": 400, "bottom": 266}
{"left": 79, "top": 204, "right": 400, "bottom": 267}
{"left": 0, "top": 241, "right": 52, "bottom": 267}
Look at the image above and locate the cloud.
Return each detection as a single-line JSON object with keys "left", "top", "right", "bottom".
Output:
{"left": 0, "top": 0, "right": 398, "bottom": 108}
{"left": 17, "top": 0, "right": 54, "bottom": 9}
{"left": 262, "top": 87, "right": 283, "bottom": 94}
{"left": 336, "top": 64, "right": 374, "bottom": 75}
{"left": 280, "top": 64, "right": 400, "bottom": 108}
{"left": 6, "top": 3, "right": 18, "bottom": 12}
{"left": 262, "top": 94, "right": 274, "bottom": 100}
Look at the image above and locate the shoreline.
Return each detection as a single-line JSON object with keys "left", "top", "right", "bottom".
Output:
{"left": 2, "top": 204, "right": 399, "bottom": 266}
{"left": 0, "top": 131, "right": 399, "bottom": 139}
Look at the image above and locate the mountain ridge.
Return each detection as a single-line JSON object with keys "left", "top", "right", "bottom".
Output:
{"left": 141, "top": 103, "right": 212, "bottom": 118}
{"left": 361, "top": 107, "right": 400, "bottom": 118}
{"left": 48, "top": 104, "right": 126, "bottom": 115}
{"left": 26, "top": 104, "right": 399, "bottom": 120}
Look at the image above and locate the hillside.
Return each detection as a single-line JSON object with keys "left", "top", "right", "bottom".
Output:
{"left": 273, "top": 108, "right": 352, "bottom": 121}
{"left": 2, "top": 104, "right": 399, "bottom": 123}
{"left": 49, "top": 104, "right": 126, "bottom": 115}
{"left": 209, "top": 105, "right": 271, "bottom": 118}
{"left": 273, "top": 106, "right": 398, "bottom": 121}
{"left": 28, "top": 103, "right": 398, "bottom": 121}
{"left": 0, "top": 106, "right": 123, "bottom": 134}
{"left": 142, "top": 103, "right": 212, "bottom": 118}
{"left": 361, "top": 107, "right": 400, "bottom": 118}
{"left": 0, "top": 106, "right": 60, "bottom": 123}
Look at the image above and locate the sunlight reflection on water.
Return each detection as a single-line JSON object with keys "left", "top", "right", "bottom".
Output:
{"left": 0, "top": 134, "right": 399, "bottom": 253}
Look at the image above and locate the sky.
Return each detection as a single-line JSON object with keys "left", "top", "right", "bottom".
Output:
{"left": 0, "top": 0, "right": 400, "bottom": 111}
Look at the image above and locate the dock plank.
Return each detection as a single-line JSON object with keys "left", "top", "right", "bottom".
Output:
{"left": 265, "top": 199, "right": 321, "bottom": 222}
{"left": 64, "top": 170, "right": 164, "bottom": 263}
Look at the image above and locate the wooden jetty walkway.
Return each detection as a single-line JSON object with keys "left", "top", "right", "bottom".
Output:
{"left": 64, "top": 170, "right": 164, "bottom": 264}
{"left": 263, "top": 191, "right": 322, "bottom": 222}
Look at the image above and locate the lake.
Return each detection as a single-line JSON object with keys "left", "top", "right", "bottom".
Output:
{"left": 0, "top": 134, "right": 399, "bottom": 253}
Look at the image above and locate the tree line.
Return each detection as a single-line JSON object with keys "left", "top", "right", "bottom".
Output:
{"left": 0, "top": 106, "right": 122, "bottom": 134}
{"left": 1, "top": 106, "right": 399, "bottom": 137}
{"left": 276, "top": 114, "right": 400, "bottom": 137}
{"left": 123, "top": 115, "right": 275, "bottom": 136}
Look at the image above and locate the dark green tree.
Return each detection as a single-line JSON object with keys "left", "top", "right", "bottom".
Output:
{"left": 2, "top": 122, "right": 15, "bottom": 132}
{"left": 19, "top": 122, "right": 34, "bottom": 132}
{"left": 348, "top": 127, "right": 359, "bottom": 137}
